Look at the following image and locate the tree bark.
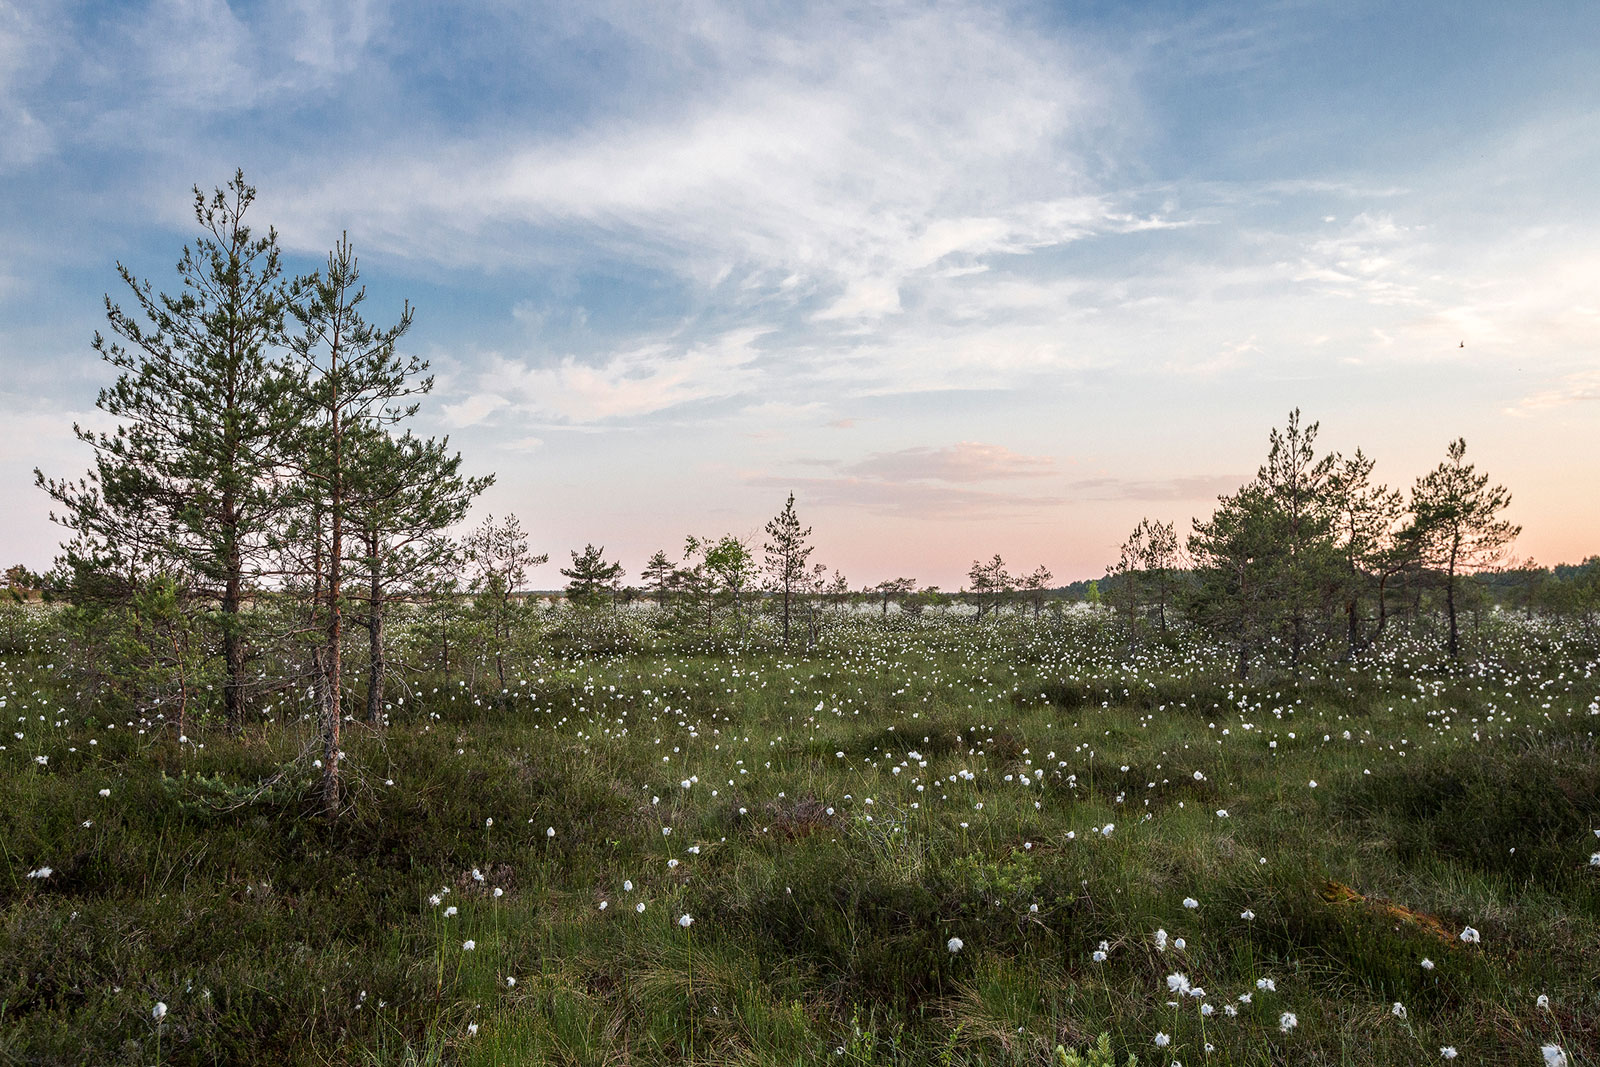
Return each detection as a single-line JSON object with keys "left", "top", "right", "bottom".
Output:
{"left": 366, "top": 534, "right": 384, "bottom": 724}
{"left": 1446, "top": 532, "right": 1461, "bottom": 663}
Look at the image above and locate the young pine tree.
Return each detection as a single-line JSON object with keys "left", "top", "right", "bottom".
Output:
{"left": 1256, "top": 410, "right": 1339, "bottom": 665}
{"left": 1408, "top": 438, "right": 1520, "bottom": 663}
{"left": 36, "top": 171, "right": 302, "bottom": 728}
{"left": 347, "top": 429, "right": 488, "bottom": 724}
{"left": 561, "top": 544, "right": 625, "bottom": 608}
{"left": 763, "top": 493, "right": 814, "bottom": 645}
{"left": 642, "top": 549, "right": 675, "bottom": 608}
{"left": 1325, "top": 449, "right": 1402, "bottom": 655}
{"left": 1187, "top": 484, "right": 1278, "bottom": 679}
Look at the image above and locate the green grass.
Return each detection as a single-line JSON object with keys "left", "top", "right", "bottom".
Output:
{"left": 2, "top": 607, "right": 1597, "bottom": 1064}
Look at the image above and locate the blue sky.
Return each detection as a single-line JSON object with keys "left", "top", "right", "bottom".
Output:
{"left": 3, "top": 0, "right": 1597, "bottom": 587}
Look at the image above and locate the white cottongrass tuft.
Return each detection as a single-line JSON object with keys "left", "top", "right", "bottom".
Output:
{"left": 1279, "top": 1012, "right": 1298, "bottom": 1032}
{"left": 462, "top": 940, "right": 475, "bottom": 951}
{"left": 678, "top": 913, "right": 693, "bottom": 928}
{"left": 25, "top": 867, "right": 52, "bottom": 879}
{"left": 1542, "top": 1045, "right": 1568, "bottom": 1067}
{"left": 1459, "top": 926, "right": 1480, "bottom": 944}
{"left": 946, "top": 936, "right": 963, "bottom": 953}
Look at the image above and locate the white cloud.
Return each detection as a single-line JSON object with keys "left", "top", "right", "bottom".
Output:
{"left": 846, "top": 442, "right": 1056, "bottom": 483}
{"left": 269, "top": 3, "right": 1130, "bottom": 311}
{"left": 474, "top": 326, "right": 768, "bottom": 423}
{"left": 441, "top": 392, "right": 510, "bottom": 428}
{"left": 0, "top": 2, "right": 61, "bottom": 170}
{"left": 1507, "top": 370, "right": 1600, "bottom": 416}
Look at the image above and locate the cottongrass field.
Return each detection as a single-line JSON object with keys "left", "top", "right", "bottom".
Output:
{"left": 2, "top": 608, "right": 1598, "bottom": 1066}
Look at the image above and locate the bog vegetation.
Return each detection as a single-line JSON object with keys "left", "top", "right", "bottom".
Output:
{"left": 3, "top": 176, "right": 1598, "bottom": 1066}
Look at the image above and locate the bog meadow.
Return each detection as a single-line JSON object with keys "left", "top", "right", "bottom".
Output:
{"left": 3, "top": 176, "right": 1599, "bottom": 1067}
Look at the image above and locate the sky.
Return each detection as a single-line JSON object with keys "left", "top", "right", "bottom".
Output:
{"left": 2, "top": 0, "right": 1597, "bottom": 590}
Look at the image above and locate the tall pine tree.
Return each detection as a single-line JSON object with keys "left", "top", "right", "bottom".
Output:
{"left": 286, "top": 235, "right": 430, "bottom": 814}
{"left": 1409, "top": 438, "right": 1520, "bottom": 663}
{"left": 36, "top": 171, "right": 301, "bottom": 728}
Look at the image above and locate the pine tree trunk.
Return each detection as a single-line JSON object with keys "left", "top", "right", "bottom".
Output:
{"left": 223, "top": 563, "right": 245, "bottom": 729}
{"left": 321, "top": 356, "right": 344, "bottom": 818}
{"left": 366, "top": 536, "right": 384, "bottom": 725}
{"left": 1446, "top": 573, "right": 1459, "bottom": 663}
{"left": 1446, "top": 534, "right": 1461, "bottom": 663}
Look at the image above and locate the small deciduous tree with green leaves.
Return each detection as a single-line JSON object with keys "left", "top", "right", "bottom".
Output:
{"left": 465, "top": 514, "right": 547, "bottom": 688}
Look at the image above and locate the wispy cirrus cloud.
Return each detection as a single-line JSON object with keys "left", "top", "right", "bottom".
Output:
{"left": 451, "top": 326, "right": 768, "bottom": 425}
{"left": 1506, "top": 369, "right": 1600, "bottom": 417}
{"left": 746, "top": 473, "right": 1063, "bottom": 521}
{"left": 845, "top": 442, "right": 1056, "bottom": 483}
{"left": 266, "top": 2, "right": 1133, "bottom": 304}
{"left": 751, "top": 436, "right": 1243, "bottom": 523}
{"left": 1066, "top": 474, "right": 1245, "bottom": 502}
